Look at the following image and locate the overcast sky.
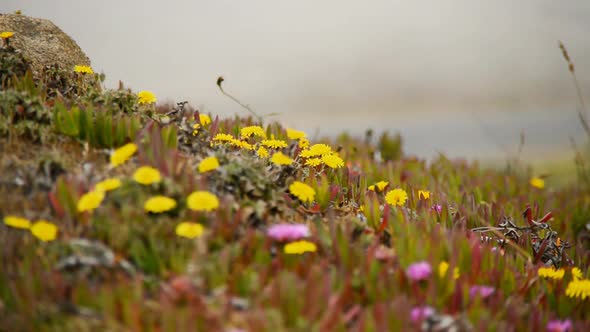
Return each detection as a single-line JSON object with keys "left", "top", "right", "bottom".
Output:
{"left": 2, "top": 0, "right": 589, "bottom": 158}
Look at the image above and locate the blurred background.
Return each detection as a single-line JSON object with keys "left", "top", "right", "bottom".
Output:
{"left": 3, "top": 0, "right": 590, "bottom": 161}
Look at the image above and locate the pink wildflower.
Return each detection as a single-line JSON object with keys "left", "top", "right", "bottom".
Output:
{"left": 410, "top": 306, "right": 435, "bottom": 322}
{"left": 406, "top": 261, "right": 432, "bottom": 281}
{"left": 267, "top": 224, "right": 310, "bottom": 241}
{"left": 432, "top": 204, "right": 442, "bottom": 213}
{"left": 546, "top": 319, "right": 572, "bottom": 332}
{"left": 469, "top": 285, "right": 495, "bottom": 299}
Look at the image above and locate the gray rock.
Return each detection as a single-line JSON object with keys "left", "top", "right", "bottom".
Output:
{"left": 0, "top": 13, "right": 91, "bottom": 77}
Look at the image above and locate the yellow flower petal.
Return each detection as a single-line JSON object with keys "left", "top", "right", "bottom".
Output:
{"left": 94, "top": 178, "right": 122, "bottom": 192}
{"left": 385, "top": 188, "right": 408, "bottom": 206}
{"left": 30, "top": 220, "right": 58, "bottom": 242}
{"left": 77, "top": 191, "right": 105, "bottom": 213}
{"left": 199, "top": 114, "right": 212, "bottom": 126}
{"left": 289, "top": 181, "right": 315, "bottom": 204}
{"left": 4, "top": 215, "right": 31, "bottom": 229}
{"left": 261, "top": 139, "right": 288, "bottom": 149}
{"left": 271, "top": 152, "right": 293, "bottom": 165}
{"left": 133, "top": 166, "right": 162, "bottom": 185}
{"left": 565, "top": 278, "right": 590, "bottom": 299}
{"left": 286, "top": 128, "right": 306, "bottom": 140}
{"left": 198, "top": 156, "right": 220, "bottom": 173}
{"left": 284, "top": 240, "right": 317, "bottom": 254}
{"left": 137, "top": 90, "right": 157, "bottom": 105}
{"left": 322, "top": 154, "right": 344, "bottom": 169}
{"left": 144, "top": 196, "right": 177, "bottom": 213}
{"left": 187, "top": 191, "right": 219, "bottom": 212}
{"left": 538, "top": 267, "right": 565, "bottom": 280}
{"left": 176, "top": 222, "right": 205, "bottom": 239}
{"left": 110, "top": 143, "right": 137, "bottom": 167}
{"left": 0, "top": 31, "right": 15, "bottom": 39}
{"left": 240, "top": 126, "right": 266, "bottom": 138}
{"left": 74, "top": 65, "right": 94, "bottom": 74}
{"left": 530, "top": 177, "right": 545, "bottom": 189}
{"left": 257, "top": 146, "right": 269, "bottom": 158}
{"left": 305, "top": 158, "right": 322, "bottom": 167}
{"left": 418, "top": 190, "right": 430, "bottom": 200}
{"left": 299, "top": 144, "right": 332, "bottom": 158}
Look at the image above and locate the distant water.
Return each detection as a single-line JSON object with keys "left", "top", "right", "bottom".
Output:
{"left": 278, "top": 106, "right": 587, "bottom": 161}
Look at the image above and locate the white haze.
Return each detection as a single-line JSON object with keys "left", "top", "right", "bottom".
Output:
{"left": 2, "top": 0, "right": 589, "bottom": 159}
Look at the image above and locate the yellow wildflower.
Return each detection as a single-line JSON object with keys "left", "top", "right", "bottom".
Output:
{"left": 286, "top": 128, "right": 306, "bottom": 140}
{"left": 565, "top": 278, "right": 590, "bottom": 300}
{"left": 144, "top": 196, "right": 177, "bottom": 213}
{"left": 299, "top": 137, "right": 310, "bottom": 149}
{"left": 30, "top": 220, "right": 58, "bottom": 242}
{"left": 572, "top": 267, "right": 583, "bottom": 280}
{"left": 300, "top": 144, "right": 332, "bottom": 158}
{"left": 187, "top": 191, "right": 219, "bottom": 212}
{"left": 438, "top": 261, "right": 460, "bottom": 279}
{"left": 77, "top": 191, "right": 105, "bottom": 212}
{"left": 305, "top": 158, "right": 323, "bottom": 167}
{"left": 196, "top": 122, "right": 206, "bottom": 133}
{"left": 289, "top": 181, "right": 315, "bottom": 203}
{"left": 385, "top": 188, "right": 408, "bottom": 206}
{"left": 74, "top": 65, "right": 94, "bottom": 74}
{"left": 213, "top": 133, "right": 234, "bottom": 142}
{"left": 176, "top": 222, "right": 205, "bottom": 239}
{"left": 230, "top": 139, "right": 254, "bottom": 150}
{"left": 368, "top": 181, "right": 389, "bottom": 192}
{"left": 530, "top": 177, "right": 545, "bottom": 189}
{"left": 133, "top": 166, "right": 162, "bottom": 185}
{"left": 284, "top": 240, "right": 317, "bottom": 254}
{"left": 359, "top": 205, "right": 365, "bottom": 212}
{"left": 261, "top": 139, "right": 288, "bottom": 149}
{"left": 240, "top": 126, "right": 266, "bottom": 138}
{"left": 95, "top": 178, "right": 121, "bottom": 192}
{"left": 198, "top": 156, "right": 220, "bottom": 173}
{"left": 137, "top": 90, "right": 157, "bottom": 105}
{"left": 110, "top": 143, "right": 137, "bottom": 167}
{"left": 322, "top": 154, "right": 344, "bottom": 168}
{"left": 271, "top": 152, "right": 294, "bottom": 165}
{"left": 0, "top": 31, "right": 14, "bottom": 39}
{"left": 199, "top": 114, "right": 212, "bottom": 126}
{"left": 418, "top": 190, "right": 431, "bottom": 200}
{"left": 257, "top": 146, "right": 269, "bottom": 158}
{"left": 538, "top": 267, "right": 565, "bottom": 280}
{"left": 4, "top": 215, "right": 31, "bottom": 229}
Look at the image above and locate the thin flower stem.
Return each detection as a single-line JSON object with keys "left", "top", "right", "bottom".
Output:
{"left": 217, "top": 77, "right": 263, "bottom": 123}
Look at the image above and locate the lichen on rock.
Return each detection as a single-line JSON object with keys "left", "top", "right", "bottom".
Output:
{"left": 0, "top": 13, "right": 91, "bottom": 80}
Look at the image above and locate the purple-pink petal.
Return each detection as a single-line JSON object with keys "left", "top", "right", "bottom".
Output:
{"left": 432, "top": 204, "right": 442, "bottom": 213}
{"left": 406, "top": 261, "right": 432, "bottom": 281}
{"left": 410, "top": 306, "right": 435, "bottom": 322}
{"left": 546, "top": 319, "right": 572, "bottom": 332}
{"left": 469, "top": 285, "right": 495, "bottom": 299}
{"left": 267, "top": 224, "right": 310, "bottom": 241}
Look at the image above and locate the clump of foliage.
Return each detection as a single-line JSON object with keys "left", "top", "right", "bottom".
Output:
{"left": 0, "top": 43, "right": 30, "bottom": 85}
